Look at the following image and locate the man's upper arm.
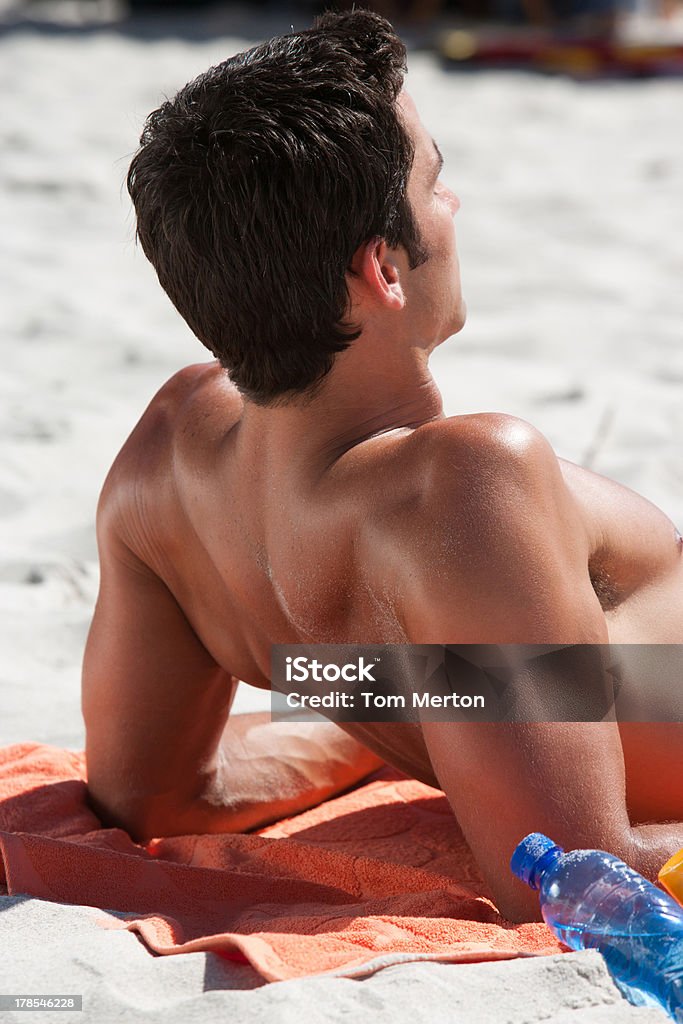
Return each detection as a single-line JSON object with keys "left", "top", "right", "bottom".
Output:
{"left": 397, "top": 416, "right": 631, "bottom": 920}
{"left": 82, "top": 495, "right": 236, "bottom": 839}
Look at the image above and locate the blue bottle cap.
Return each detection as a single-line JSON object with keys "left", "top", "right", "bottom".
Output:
{"left": 511, "top": 833, "right": 563, "bottom": 889}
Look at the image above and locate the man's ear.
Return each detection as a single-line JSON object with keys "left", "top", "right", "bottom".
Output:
{"left": 348, "top": 237, "right": 406, "bottom": 311}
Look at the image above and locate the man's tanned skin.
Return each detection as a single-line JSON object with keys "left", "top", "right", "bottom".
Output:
{"left": 83, "top": 89, "right": 683, "bottom": 923}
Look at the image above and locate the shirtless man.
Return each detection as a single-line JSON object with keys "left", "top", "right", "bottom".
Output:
{"left": 81, "top": 9, "right": 683, "bottom": 922}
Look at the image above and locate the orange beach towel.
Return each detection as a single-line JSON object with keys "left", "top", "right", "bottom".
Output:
{"left": 0, "top": 743, "right": 560, "bottom": 981}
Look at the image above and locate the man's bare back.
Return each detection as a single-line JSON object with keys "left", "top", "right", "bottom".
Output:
{"left": 84, "top": 13, "right": 683, "bottom": 921}
{"left": 83, "top": 358, "right": 683, "bottom": 919}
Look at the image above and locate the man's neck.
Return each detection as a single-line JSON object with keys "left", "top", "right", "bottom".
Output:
{"left": 238, "top": 342, "right": 444, "bottom": 475}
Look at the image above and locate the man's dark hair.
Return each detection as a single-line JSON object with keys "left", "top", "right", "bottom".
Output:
{"left": 127, "top": 9, "right": 427, "bottom": 404}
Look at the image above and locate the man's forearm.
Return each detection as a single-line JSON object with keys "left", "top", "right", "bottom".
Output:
{"left": 138, "top": 713, "right": 383, "bottom": 839}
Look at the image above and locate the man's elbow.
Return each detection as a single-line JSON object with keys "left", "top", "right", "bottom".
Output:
{"left": 490, "top": 827, "right": 643, "bottom": 924}
{"left": 84, "top": 783, "right": 149, "bottom": 841}
{"left": 85, "top": 781, "right": 191, "bottom": 842}
{"left": 85, "top": 775, "right": 250, "bottom": 840}
{"left": 488, "top": 876, "right": 545, "bottom": 924}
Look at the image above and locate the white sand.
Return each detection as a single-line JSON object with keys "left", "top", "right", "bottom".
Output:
{"left": 0, "top": 2, "right": 681, "bottom": 1020}
{"left": 0, "top": 896, "right": 666, "bottom": 1022}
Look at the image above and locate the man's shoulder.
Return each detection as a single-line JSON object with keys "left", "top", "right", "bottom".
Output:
{"left": 364, "top": 413, "right": 596, "bottom": 642}
{"left": 96, "top": 362, "right": 231, "bottom": 562}
{"left": 105, "top": 361, "right": 221, "bottom": 467}
{"left": 400, "top": 411, "right": 561, "bottom": 513}
{"left": 135, "top": 361, "right": 232, "bottom": 438}
{"left": 361, "top": 410, "right": 567, "bottom": 576}
{"left": 425, "top": 410, "right": 551, "bottom": 459}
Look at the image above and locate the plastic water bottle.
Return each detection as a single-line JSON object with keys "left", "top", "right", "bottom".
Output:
{"left": 511, "top": 833, "right": 683, "bottom": 1021}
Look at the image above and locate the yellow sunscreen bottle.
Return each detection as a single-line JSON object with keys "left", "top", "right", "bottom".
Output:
{"left": 659, "top": 849, "right": 683, "bottom": 906}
